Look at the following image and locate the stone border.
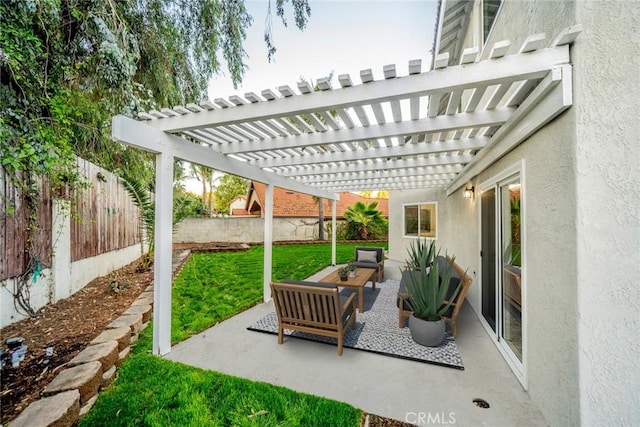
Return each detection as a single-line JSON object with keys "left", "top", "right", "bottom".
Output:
{"left": 10, "top": 250, "right": 193, "bottom": 427}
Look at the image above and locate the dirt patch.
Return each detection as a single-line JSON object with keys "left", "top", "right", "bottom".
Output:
{"left": 0, "top": 257, "right": 153, "bottom": 424}
{"left": 367, "top": 413, "right": 414, "bottom": 426}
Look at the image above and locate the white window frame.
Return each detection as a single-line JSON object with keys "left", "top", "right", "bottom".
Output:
{"left": 402, "top": 201, "right": 438, "bottom": 240}
{"left": 481, "top": 0, "right": 505, "bottom": 48}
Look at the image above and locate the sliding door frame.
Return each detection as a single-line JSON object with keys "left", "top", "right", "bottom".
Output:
{"left": 477, "top": 160, "right": 528, "bottom": 389}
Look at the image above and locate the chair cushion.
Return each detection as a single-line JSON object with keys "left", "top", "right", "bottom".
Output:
{"left": 397, "top": 270, "right": 418, "bottom": 310}
{"left": 351, "top": 261, "right": 378, "bottom": 270}
{"left": 356, "top": 249, "right": 378, "bottom": 263}
{"left": 340, "top": 294, "right": 355, "bottom": 323}
{"left": 435, "top": 256, "right": 462, "bottom": 299}
{"left": 445, "top": 276, "right": 462, "bottom": 301}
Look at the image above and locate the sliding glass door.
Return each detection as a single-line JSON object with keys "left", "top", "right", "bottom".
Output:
{"left": 481, "top": 188, "right": 496, "bottom": 332}
{"left": 500, "top": 179, "right": 522, "bottom": 363}
{"left": 480, "top": 172, "right": 524, "bottom": 379}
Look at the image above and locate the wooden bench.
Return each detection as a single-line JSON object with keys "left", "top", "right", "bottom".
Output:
{"left": 270, "top": 281, "right": 356, "bottom": 355}
{"left": 398, "top": 256, "right": 473, "bottom": 337}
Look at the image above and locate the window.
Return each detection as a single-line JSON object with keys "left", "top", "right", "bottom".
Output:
{"left": 403, "top": 202, "right": 437, "bottom": 239}
{"left": 482, "top": 0, "right": 503, "bottom": 44}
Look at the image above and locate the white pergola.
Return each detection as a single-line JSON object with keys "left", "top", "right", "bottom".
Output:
{"left": 112, "top": 26, "right": 580, "bottom": 355}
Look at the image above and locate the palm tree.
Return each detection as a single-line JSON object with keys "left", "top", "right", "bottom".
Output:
{"left": 121, "top": 176, "right": 155, "bottom": 270}
{"left": 190, "top": 164, "right": 216, "bottom": 216}
{"left": 343, "top": 201, "right": 386, "bottom": 240}
{"left": 311, "top": 195, "right": 325, "bottom": 240}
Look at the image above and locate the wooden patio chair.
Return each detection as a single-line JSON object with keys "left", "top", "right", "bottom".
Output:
{"left": 270, "top": 281, "right": 356, "bottom": 355}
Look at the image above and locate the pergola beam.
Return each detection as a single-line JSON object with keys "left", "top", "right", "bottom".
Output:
{"left": 112, "top": 115, "right": 338, "bottom": 200}
{"left": 323, "top": 180, "right": 450, "bottom": 191}
{"left": 271, "top": 153, "right": 474, "bottom": 176}
{"left": 447, "top": 66, "right": 572, "bottom": 194}
{"left": 304, "top": 173, "right": 458, "bottom": 187}
{"left": 252, "top": 134, "right": 488, "bottom": 168}
{"left": 294, "top": 164, "right": 464, "bottom": 182}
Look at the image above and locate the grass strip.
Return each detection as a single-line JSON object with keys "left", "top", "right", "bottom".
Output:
{"left": 82, "top": 326, "right": 361, "bottom": 426}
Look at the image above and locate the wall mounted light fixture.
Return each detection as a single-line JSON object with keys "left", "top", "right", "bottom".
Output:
{"left": 463, "top": 186, "right": 475, "bottom": 199}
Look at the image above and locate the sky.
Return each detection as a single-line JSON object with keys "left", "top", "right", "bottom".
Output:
{"left": 209, "top": 0, "right": 438, "bottom": 99}
{"left": 184, "top": 0, "right": 439, "bottom": 194}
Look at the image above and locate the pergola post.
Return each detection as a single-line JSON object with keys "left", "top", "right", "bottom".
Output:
{"left": 263, "top": 183, "right": 274, "bottom": 302}
{"left": 153, "top": 151, "right": 174, "bottom": 356}
{"left": 331, "top": 199, "right": 337, "bottom": 266}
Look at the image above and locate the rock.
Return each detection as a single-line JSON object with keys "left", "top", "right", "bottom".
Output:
{"left": 102, "top": 365, "right": 117, "bottom": 388}
{"left": 117, "top": 346, "right": 130, "bottom": 366}
{"left": 131, "top": 296, "right": 153, "bottom": 307}
{"left": 124, "top": 304, "right": 152, "bottom": 323}
{"left": 130, "top": 332, "right": 139, "bottom": 344}
{"left": 139, "top": 290, "right": 154, "bottom": 299}
{"left": 43, "top": 361, "right": 101, "bottom": 405}
{"left": 68, "top": 341, "right": 118, "bottom": 374}
{"left": 10, "top": 390, "right": 80, "bottom": 427}
{"left": 91, "top": 327, "right": 131, "bottom": 352}
{"left": 139, "top": 321, "right": 150, "bottom": 332}
{"left": 145, "top": 284, "right": 154, "bottom": 292}
{"left": 108, "top": 313, "right": 143, "bottom": 333}
{"left": 79, "top": 394, "right": 99, "bottom": 419}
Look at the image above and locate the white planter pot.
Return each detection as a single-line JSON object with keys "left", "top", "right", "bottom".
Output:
{"left": 409, "top": 315, "right": 445, "bottom": 347}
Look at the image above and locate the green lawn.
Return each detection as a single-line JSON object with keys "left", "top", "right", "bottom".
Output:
{"left": 81, "top": 243, "right": 386, "bottom": 426}
{"left": 172, "top": 243, "right": 386, "bottom": 343}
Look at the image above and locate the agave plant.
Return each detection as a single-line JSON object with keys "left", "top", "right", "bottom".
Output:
{"left": 405, "top": 238, "right": 436, "bottom": 270}
{"left": 403, "top": 239, "right": 460, "bottom": 322}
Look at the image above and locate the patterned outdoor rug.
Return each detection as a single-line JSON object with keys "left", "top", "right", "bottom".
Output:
{"left": 247, "top": 279, "right": 464, "bottom": 370}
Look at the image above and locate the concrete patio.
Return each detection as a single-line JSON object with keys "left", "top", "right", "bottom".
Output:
{"left": 166, "top": 262, "right": 547, "bottom": 426}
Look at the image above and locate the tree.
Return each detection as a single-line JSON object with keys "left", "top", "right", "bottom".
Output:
{"left": 0, "top": 0, "right": 310, "bottom": 315}
{"left": 312, "top": 196, "right": 325, "bottom": 240}
{"left": 1, "top": 0, "right": 312, "bottom": 192}
{"left": 343, "top": 201, "right": 387, "bottom": 240}
{"left": 214, "top": 175, "right": 250, "bottom": 214}
{"left": 190, "top": 164, "right": 219, "bottom": 216}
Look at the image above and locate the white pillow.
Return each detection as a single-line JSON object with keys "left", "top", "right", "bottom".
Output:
{"left": 357, "top": 250, "right": 378, "bottom": 263}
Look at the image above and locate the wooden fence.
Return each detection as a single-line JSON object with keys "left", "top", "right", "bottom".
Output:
{"left": 70, "top": 159, "right": 141, "bottom": 262}
{"left": 0, "top": 171, "right": 53, "bottom": 281}
{"left": 0, "top": 159, "right": 141, "bottom": 280}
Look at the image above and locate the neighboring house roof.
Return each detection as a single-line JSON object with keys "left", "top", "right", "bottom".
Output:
{"left": 246, "top": 181, "right": 389, "bottom": 218}
{"left": 231, "top": 208, "right": 249, "bottom": 216}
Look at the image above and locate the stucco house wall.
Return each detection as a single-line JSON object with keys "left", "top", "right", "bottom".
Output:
{"left": 572, "top": 2, "right": 639, "bottom": 425}
{"left": 391, "top": 0, "right": 638, "bottom": 425}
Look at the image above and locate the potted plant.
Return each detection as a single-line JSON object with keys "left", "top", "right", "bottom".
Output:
{"left": 338, "top": 266, "right": 350, "bottom": 281}
{"left": 348, "top": 263, "right": 357, "bottom": 277}
{"left": 403, "top": 239, "right": 461, "bottom": 346}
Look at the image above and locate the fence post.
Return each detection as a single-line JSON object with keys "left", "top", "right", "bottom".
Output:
{"left": 52, "top": 199, "right": 71, "bottom": 301}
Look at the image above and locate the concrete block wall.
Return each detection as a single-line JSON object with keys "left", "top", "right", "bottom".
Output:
{"left": 173, "top": 217, "right": 338, "bottom": 243}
